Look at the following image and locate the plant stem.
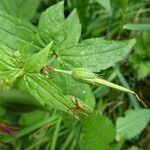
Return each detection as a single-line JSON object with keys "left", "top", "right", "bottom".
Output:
{"left": 61, "top": 129, "right": 75, "bottom": 150}
{"left": 50, "top": 117, "right": 62, "bottom": 150}
{"left": 53, "top": 68, "right": 72, "bottom": 75}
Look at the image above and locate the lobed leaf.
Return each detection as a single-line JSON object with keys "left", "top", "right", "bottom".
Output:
{"left": 0, "top": 43, "right": 16, "bottom": 70}
{"left": 16, "top": 73, "right": 93, "bottom": 115}
{"left": 55, "top": 9, "right": 81, "bottom": 51}
{"left": 0, "top": 11, "right": 40, "bottom": 52}
{"left": 0, "top": 0, "right": 40, "bottom": 20}
{"left": 59, "top": 38, "right": 136, "bottom": 72}
{"left": 82, "top": 112, "right": 116, "bottom": 150}
{"left": 38, "top": 1, "right": 65, "bottom": 46}
{"left": 116, "top": 109, "right": 150, "bottom": 139}
{"left": 18, "top": 73, "right": 70, "bottom": 110}
{"left": 38, "top": 2, "right": 81, "bottom": 50}
{"left": 0, "top": 43, "right": 23, "bottom": 81}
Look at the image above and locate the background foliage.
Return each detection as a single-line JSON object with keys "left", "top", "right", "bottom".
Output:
{"left": 0, "top": 0, "right": 149, "bottom": 149}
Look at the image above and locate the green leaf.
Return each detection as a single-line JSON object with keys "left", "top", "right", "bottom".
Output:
{"left": 0, "top": 90, "right": 42, "bottom": 113}
{"left": 0, "top": 43, "right": 23, "bottom": 81}
{"left": 38, "top": 1, "right": 65, "bottom": 46}
{"left": 116, "top": 109, "right": 150, "bottom": 139}
{"left": 109, "top": 140, "right": 124, "bottom": 150}
{"left": 59, "top": 38, "right": 136, "bottom": 72}
{"left": 0, "top": 43, "right": 16, "bottom": 70}
{"left": 19, "top": 111, "right": 45, "bottom": 126}
{"left": 16, "top": 73, "right": 92, "bottom": 115}
{"left": 0, "top": 11, "right": 40, "bottom": 51}
{"left": 55, "top": 9, "right": 81, "bottom": 51}
{"left": 19, "top": 42, "right": 36, "bottom": 61}
{"left": 25, "top": 42, "right": 53, "bottom": 73}
{"left": 137, "top": 63, "right": 149, "bottom": 80}
{"left": 0, "top": 0, "right": 40, "bottom": 20}
{"left": 130, "top": 32, "right": 150, "bottom": 80}
{"left": 17, "top": 73, "right": 70, "bottom": 110}
{"left": 123, "top": 24, "right": 150, "bottom": 31}
{"left": 38, "top": 2, "right": 81, "bottom": 50}
{"left": 82, "top": 112, "right": 116, "bottom": 150}
{"left": 95, "top": 0, "right": 112, "bottom": 15}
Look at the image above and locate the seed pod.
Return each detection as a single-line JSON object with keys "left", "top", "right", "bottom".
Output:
{"left": 71, "top": 68, "right": 147, "bottom": 107}
{"left": 71, "top": 68, "right": 96, "bottom": 84}
{"left": 0, "top": 90, "right": 43, "bottom": 113}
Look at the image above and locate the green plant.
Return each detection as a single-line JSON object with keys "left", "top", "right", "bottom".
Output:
{"left": 0, "top": 1, "right": 149, "bottom": 149}
{"left": 130, "top": 32, "right": 150, "bottom": 80}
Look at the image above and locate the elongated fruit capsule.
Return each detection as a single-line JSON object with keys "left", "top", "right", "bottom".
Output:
{"left": 72, "top": 68, "right": 147, "bottom": 107}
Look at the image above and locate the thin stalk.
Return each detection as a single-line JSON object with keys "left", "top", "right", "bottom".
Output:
{"left": 70, "top": 126, "right": 80, "bottom": 150}
{"left": 53, "top": 68, "right": 72, "bottom": 75}
{"left": 61, "top": 129, "right": 75, "bottom": 150}
{"left": 50, "top": 117, "right": 62, "bottom": 150}
{"left": 27, "top": 137, "right": 49, "bottom": 150}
